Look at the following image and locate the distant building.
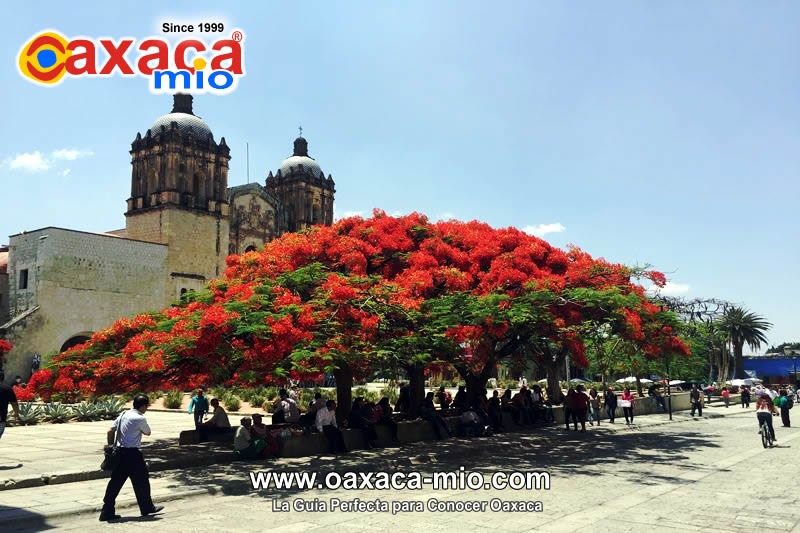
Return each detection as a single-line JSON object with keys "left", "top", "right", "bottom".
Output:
{"left": 0, "top": 94, "right": 336, "bottom": 381}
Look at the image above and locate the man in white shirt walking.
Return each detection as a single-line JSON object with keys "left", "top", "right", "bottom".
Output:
{"left": 99, "top": 394, "right": 163, "bottom": 521}
{"left": 315, "top": 400, "right": 347, "bottom": 453}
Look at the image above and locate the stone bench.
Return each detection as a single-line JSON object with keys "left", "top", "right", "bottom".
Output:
{"left": 178, "top": 427, "right": 236, "bottom": 445}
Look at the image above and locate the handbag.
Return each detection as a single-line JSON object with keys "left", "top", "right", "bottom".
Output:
{"left": 101, "top": 444, "right": 121, "bottom": 471}
{"left": 618, "top": 399, "right": 632, "bottom": 408}
{"left": 100, "top": 412, "right": 125, "bottom": 471}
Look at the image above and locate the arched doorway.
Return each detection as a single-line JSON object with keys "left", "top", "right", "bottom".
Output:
{"left": 60, "top": 332, "right": 93, "bottom": 353}
{"left": 244, "top": 245, "right": 257, "bottom": 253}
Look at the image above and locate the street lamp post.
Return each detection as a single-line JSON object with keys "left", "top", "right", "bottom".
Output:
{"left": 666, "top": 355, "right": 672, "bottom": 421}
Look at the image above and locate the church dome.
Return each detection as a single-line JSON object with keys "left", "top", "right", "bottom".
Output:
{"left": 277, "top": 135, "right": 325, "bottom": 178}
{"left": 279, "top": 154, "right": 324, "bottom": 178}
{"left": 147, "top": 94, "right": 214, "bottom": 141}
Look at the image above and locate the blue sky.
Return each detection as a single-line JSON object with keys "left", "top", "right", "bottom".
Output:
{"left": 1, "top": 2, "right": 797, "bottom": 351}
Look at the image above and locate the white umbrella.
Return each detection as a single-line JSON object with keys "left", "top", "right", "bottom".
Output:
{"left": 537, "top": 378, "right": 548, "bottom": 383}
{"left": 570, "top": 378, "right": 590, "bottom": 383}
{"left": 668, "top": 380, "right": 685, "bottom": 386}
{"left": 615, "top": 376, "right": 652, "bottom": 384}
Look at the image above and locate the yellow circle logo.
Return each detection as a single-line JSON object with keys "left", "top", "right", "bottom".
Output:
{"left": 18, "top": 31, "right": 72, "bottom": 85}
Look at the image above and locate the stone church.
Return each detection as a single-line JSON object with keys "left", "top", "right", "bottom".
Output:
{"left": 0, "top": 94, "right": 335, "bottom": 381}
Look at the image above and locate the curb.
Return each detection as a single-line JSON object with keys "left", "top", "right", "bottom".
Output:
{"left": 0, "top": 449, "right": 234, "bottom": 492}
{"left": 4, "top": 486, "right": 213, "bottom": 528}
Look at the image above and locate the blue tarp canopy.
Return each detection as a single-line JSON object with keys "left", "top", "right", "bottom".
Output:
{"left": 744, "top": 357, "right": 799, "bottom": 377}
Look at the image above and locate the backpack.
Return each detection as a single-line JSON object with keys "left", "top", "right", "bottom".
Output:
{"left": 786, "top": 396, "right": 794, "bottom": 409}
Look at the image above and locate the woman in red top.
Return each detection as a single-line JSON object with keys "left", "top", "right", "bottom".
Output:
{"left": 621, "top": 387, "right": 635, "bottom": 425}
{"left": 570, "top": 385, "right": 590, "bottom": 432}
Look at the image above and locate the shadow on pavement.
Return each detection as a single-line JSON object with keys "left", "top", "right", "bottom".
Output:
{"left": 163, "top": 423, "right": 721, "bottom": 502}
{"left": 0, "top": 506, "right": 55, "bottom": 532}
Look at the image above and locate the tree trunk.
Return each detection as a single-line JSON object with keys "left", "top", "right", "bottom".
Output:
{"left": 635, "top": 377, "right": 643, "bottom": 397}
{"left": 333, "top": 364, "right": 352, "bottom": 423}
{"left": 406, "top": 363, "right": 425, "bottom": 417}
{"left": 546, "top": 364, "right": 563, "bottom": 403}
{"left": 455, "top": 359, "right": 496, "bottom": 408}
{"left": 734, "top": 341, "right": 745, "bottom": 379}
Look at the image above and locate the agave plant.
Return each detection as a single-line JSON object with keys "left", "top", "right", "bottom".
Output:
{"left": 71, "top": 402, "right": 102, "bottom": 422}
{"left": 16, "top": 402, "right": 43, "bottom": 426}
{"left": 42, "top": 402, "right": 74, "bottom": 423}
{"left": 97, "top": 397, "right": 126, "bottom": 420}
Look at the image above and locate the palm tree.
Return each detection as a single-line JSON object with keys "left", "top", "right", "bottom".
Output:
{"left": 722, "top": 307, "right": 772, "bottom": 379}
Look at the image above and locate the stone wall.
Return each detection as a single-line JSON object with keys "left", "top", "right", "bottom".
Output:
{"left": 126, "top": 206, "right": 229, "bottom": 303}
{"left": 2, "top": 227, "right": 168, "bottom": 381}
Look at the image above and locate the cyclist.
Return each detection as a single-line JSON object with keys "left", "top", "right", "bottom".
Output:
{"left": 756, "top": 394, "right": 777, "bottom": 443}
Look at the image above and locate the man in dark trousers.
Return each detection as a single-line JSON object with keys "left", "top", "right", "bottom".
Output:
{"left": 0, "top": 381, "right": 20, "bottom": 440}
{"left": 690, "top": 385, "right": 703, "bottom": 417}
{"left": 99, "top": 394, "right": 164, "bottom": 521}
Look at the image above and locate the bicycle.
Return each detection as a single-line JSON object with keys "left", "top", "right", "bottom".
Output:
{"left": 759, "top": 415, "right": 775, "bottom": 448}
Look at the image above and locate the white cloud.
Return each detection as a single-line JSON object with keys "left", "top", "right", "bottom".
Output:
{"left": 436, "top": 212, "right": 456, "bottom": 221}
{"left": 60, "top": 169, "right": 72, "bottom": 177}
{"left": 523, "top": 222, "right": 566, "bottom": 237}
{"left": 647, "top": 282, "right": 690, "bottom": 296}
{"left": 51, "top": 148, "right": 93, "bottom": 161}
{"left": 4, "top": 151, "right": 50, "bottom": 172}
{"left": 2, "top": 148, "right": 93, "bottom": 174}
{"left": 333, "top": 208, "right": 365, "bottom": 221}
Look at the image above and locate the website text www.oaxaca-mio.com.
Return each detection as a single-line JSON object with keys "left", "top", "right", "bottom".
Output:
{"left": 249, "top": 467, "right": 551, "bottom": 491}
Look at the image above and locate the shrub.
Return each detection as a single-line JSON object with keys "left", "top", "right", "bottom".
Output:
{"left": 16, "top": 402, "right": 43, "bottom": 425}
{"left": 381, "top": 385, "right": 399, "bottom": 405}
{"left": 164, "top": 390, "right": 183, "bottom": 409}
{"left": 72, "top": 402, "right": 102, "bottom": 422}
{"left": 225, "top": 396, "right": 241, "bottom": 412}
{"left": 42, "top": 402, "right": 74, "bottom": 423}
{"left": 248, "top": 395, "right": 265, "bottom": 409}
{"left": 96, "top": 397, "right": 126, "bottom": 420}
{"left": 353, "top": 386, "right": 370, "bottom": 398}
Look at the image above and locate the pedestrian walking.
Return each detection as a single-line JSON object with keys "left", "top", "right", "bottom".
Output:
{"left": 604, "top": 387, "right": 617, "bottom": 423}
{"left": 188, "top": 387, "right": 209, "bottom": 428}
{"left": 620, "top": 387, "right": 635, "bottom": 425}
{"left": 777, "top": 389, "right": 792, "bottom": 427}
{"left": 690, "top": 384, "right": 703, "bottom": 417}
{"left": 721, "top": 387, "right": 730, "bottom": 408}
{"left": 99, "top": 394, "right": 163, "bottom": 522}
{"left": 0, "top": 382, "right": 20, "bottom": 440}
{"left": 741, "top": 386, "right": 751, "bottom": 408}
{"left": 588, "top": 387, "right": 600, "bottom": 426}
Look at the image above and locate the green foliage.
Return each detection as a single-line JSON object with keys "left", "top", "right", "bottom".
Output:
{"left": 96, "top": 396, "right": 126, "bottom": 420}
{"left": 246, "top": 394, "right": 264, "bottom": 408}
{"left": 16, "top": 402, "right": 43, "bottom": 425}
{"left": 42, "top": 402, "right": 74, "bottom": 423}
{"left": 381, "top": 384, "right": 399, "bottom": 405}
{"left": 225, "top": 395, "right": 241, "bottom": 411}
{"left": 163, "top": 390, "right": 183, "bottom": 409}
{"left": 71, "top": 402, "right": 102, "bottom": 421}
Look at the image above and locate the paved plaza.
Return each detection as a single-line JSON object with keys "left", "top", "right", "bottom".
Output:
{"left": 2, "top": 405, "right": 799, "bottom": 532}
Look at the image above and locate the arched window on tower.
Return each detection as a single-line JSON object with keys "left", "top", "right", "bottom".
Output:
{"left": 312, "top": 204, "right": 321, "bottom": 224}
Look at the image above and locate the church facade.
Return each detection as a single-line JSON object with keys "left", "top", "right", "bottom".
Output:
{"left": 0, "top": 95, "right": 335, "bottom": 381}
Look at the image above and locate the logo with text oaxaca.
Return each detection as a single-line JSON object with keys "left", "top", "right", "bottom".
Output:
{"left": 17, "top": 29, "right": 245, "bottom": 95}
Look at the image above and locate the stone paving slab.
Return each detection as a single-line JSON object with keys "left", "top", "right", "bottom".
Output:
{"left": 4, "top": 409, "right": 798, "bottom": 532}
{"left": 0, "top": 406, "right": 748, "bottom": 493}
{"left": 0, "top": 407, "right": 762, "bottom": 530}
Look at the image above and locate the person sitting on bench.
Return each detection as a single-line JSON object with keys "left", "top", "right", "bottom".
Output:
{"left": 272, "top": 389, "right": 300, "bottom": 425}
{"left": 198, "top": 398, "right": 231, "bottom": 441}
{"left": 316, "top": 400, "right": 347, "bottom": 453}
{"left": 233, "top": 417, "right": 266, "bottom": 460}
